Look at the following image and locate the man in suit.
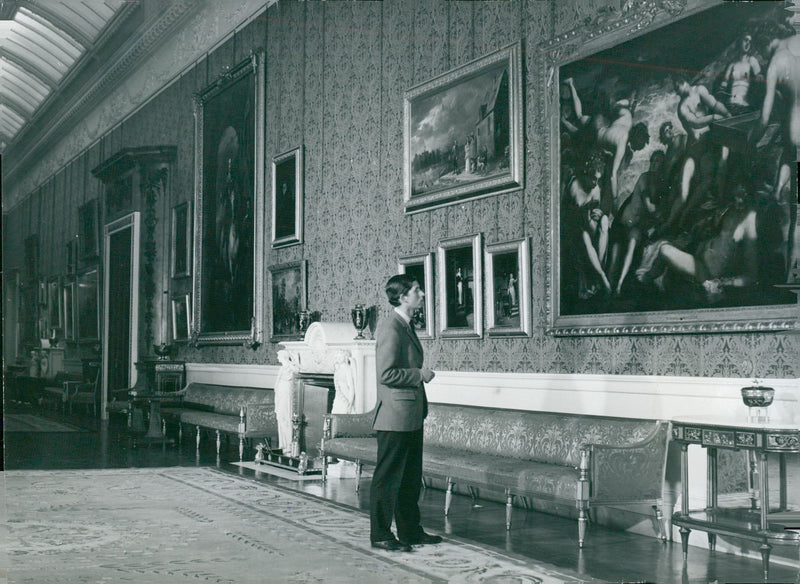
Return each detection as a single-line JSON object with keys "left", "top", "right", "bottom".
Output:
{"left": 370, "top": 274, "right": 442, "bottom": 552}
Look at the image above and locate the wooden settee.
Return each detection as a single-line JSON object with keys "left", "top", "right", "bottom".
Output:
{"left": 321, "top": 403, "right": 671, "bottom": 548}
{"left": 161, "top": 383, "right": 278, "bottom": 460}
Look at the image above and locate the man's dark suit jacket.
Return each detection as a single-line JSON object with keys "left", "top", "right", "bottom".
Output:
{"left": 372, "top": 311, "right": 428, "bottom": 432}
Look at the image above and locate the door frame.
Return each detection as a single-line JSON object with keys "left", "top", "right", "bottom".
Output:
{"left": 102, "top": 212, "right": 140, "bottom": 420}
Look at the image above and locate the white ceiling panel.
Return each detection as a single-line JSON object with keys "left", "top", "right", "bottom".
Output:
{"left": 0, "top": 0, "right": 130, "bottom": 152}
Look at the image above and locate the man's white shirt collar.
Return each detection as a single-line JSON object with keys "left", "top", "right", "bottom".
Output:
{"left": 394, "top": 306, "right": 411, "bottom": 324}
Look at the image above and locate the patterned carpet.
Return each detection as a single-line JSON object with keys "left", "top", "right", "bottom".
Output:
{"left": 3, "top": 414, "right": 87, "bottom": 433}
{"left": 1, "top": 467, "right": 592, "bottom": 583}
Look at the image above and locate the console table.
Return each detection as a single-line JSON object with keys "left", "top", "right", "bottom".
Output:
{"left": 671, "top": 416, "right": 800, "bottom": 581}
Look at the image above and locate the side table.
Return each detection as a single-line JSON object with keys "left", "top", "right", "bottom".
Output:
{"left": 671, "top": 416, "right": 800, "bottom": 581}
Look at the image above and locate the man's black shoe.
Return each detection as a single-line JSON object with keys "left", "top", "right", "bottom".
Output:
{"left": 371, "top": 538, "right": 412, "bottom": 552}
{"left": 399, "top": 532, "right": 443, "bottom": 546}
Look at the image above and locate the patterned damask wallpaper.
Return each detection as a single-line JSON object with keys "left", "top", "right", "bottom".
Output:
{"left": 4, "top": 0, "right": 798, "bottom": 378}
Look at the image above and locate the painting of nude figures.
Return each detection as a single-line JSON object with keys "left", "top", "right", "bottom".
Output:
{"left": 404, "top": 43, "right": 523, "bottom": 213}
{"left": 551, "top": 2, "right": 799, "bottom": 335}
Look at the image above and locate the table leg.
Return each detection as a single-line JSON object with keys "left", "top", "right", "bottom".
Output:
{"left": 760, "top": 543, "right": 772, "bottom": 582}
{"left": 679, "top": 526, "right": 691, "bottom": 560}
{"left": 748, "top": 450, "right": 759, "bottom": 510}
{"left": 681, "top": 443, "right": 689, "bottom": 516}
{"left": 706, "top": 447, "right": 718, "bottom": 551}
{"left": 779, "top": 453, "right": 787, "bottom": 512}
{"left": 133, "top": 400, "right": 174, "bottom": 447}
{"left": 759, "top": 451, "right": 771, "bottom": 581}
{"left": 679, "top": 443, "right": 691, "bottom": 561}
{"left": 759, "top": 451, "right": 770, "bottom": 531}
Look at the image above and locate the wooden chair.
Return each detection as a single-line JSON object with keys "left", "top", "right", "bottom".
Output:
{"left": 65, "top": 360, "right": 101, "bottom": 417}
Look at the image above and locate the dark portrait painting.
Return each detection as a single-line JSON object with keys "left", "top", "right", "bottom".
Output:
{"left": 77, "top": 268, "right": 99, "bottom": 341}
{"left": 553, "top": 2, "right": 798, "bottom": 334}
{"left": 198, "top": 67, "right": 255, "bottom": 335}
{"left": 274, "top": 156, "right": 295, "bottom": 240}
{"left": 171, "top": 202, "right": 191, "bottom": 278}
{"left": 271, "top": 147, "right": 303, "bottom": 247}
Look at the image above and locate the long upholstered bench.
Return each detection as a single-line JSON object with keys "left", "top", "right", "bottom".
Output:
{"left": 321, "top": 403, "right": 671, "bottom": 548}
{"left": 161, "top": 383, "right": 278, "bottom": 460}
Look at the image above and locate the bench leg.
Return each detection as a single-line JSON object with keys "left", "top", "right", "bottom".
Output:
{"left": 355, "top": 461, "right": 363, "bottom": 493}
{"left": 178, "top": 423, "right": 182, "bottom": 443}
{"left": 578, "top": 503, "right": 588, "bottom": 548}
{"left": 216, "top": 430, "right": 221, "bottom": 456}
{"left": 162, "top": 418, "right": 166, "bottom": 437}
{"left": 238, "top": 435, "right": 244, "bottom": 461}
{"left": 196, "top": 426, "right": 201, "bottom": 450}
{"left": 445, "top": 478, "right": 454, "bottom": 516}
{"left": 505, "top": 489, "right": 514, "bottom": 530}
{"left": 653, "top": 503, "right": 666, "bottom": 541}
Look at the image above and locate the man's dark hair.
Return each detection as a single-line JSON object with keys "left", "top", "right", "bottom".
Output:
{"left": 385, "top": 274, "right": 417, "bottom": 307}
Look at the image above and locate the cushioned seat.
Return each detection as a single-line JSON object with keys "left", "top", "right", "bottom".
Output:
{"left": 162, "top": 383, "right": 278, "bottom": 461}
{"left": 322, "top": 402, "right": 671, "bottom": 548}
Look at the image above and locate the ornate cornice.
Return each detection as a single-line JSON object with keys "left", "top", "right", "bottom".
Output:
{"left": 3, "top": 0, "right": 199, "bottom": 196}
{"left": 540, "top": 0, "right": 688, "bottom": 65}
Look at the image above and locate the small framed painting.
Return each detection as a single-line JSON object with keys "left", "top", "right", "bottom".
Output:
{"left": 78, "top": 199, "right": 99, "bottom": 259}
{"left": 76, "top": 268, "right": 100, "bottom": 342}
{"left": 271, "top": 147, "right": 304, "bottom": 248}
{"left": 48, "top": 278, "right": 61, "bottom": 329}
{"left": 437, "top": 234, "right": 483, "bottom": 338}
{"left": 171, "top": 202, "right": 192, "bottom": 278}
{"left": 171, "top": 294, "right": 191, "bottom": 341}
{"left": 62, "top": 280, "right": 75, "bottom": 341}
{"left": 485, "top": 238, "right": 530, "bottom": 336}
{"left": 269, "top": 260, "right": 307, "bottom": 341}
{"left": 398, "top": 252, "right": 435, "bottom": 339}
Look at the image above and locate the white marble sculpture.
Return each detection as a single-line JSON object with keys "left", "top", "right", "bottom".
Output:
{"left": 274, "top": 349, "right": 299, "bottom": 450}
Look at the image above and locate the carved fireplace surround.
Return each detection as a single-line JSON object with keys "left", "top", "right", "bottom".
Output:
{"left": 275, "top": 322, "right": 376, "bottom": 454}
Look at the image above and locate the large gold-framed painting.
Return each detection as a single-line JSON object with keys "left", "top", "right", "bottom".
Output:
{"left": 192, "top": 51, "right": 265, "bottom": 346}
{"left": 549, "top": 1, "right": 798, "bottom": 336}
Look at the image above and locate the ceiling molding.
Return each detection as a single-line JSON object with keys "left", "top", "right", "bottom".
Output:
{"left": 3, "top": 0, "right": 198, "bottom": 186}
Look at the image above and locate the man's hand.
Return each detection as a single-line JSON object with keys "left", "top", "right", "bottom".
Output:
{"left": 421, "top": 367, "right": 435, "bottom": 383}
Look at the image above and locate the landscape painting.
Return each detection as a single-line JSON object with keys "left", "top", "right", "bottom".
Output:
{"left": 404, "top": 43, "right": 523, "bottom": 212}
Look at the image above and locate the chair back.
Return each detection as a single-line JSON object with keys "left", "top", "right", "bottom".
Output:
{"left": 82, "top": 359, "right": 101, "bottom": 387}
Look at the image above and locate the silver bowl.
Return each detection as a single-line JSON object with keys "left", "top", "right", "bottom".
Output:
{"left": 741, "top": 386, "right": 775, "bottom": 408}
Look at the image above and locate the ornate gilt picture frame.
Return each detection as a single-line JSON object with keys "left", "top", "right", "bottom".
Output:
{"left": 404, "top": 42, "right": 523, "bottom": 213}
{"left": 192, "top": 50, "right": 265, "bottom": 346}
{"left": 485, "top": 238, "right": 530, "bottom": 337}
{"left": 546, "top": 2, "right": 798, "bottom": 336}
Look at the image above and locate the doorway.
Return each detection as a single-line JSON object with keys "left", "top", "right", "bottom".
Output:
{"left": 102, "top": 213, "right": 140, "bottom": 420}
